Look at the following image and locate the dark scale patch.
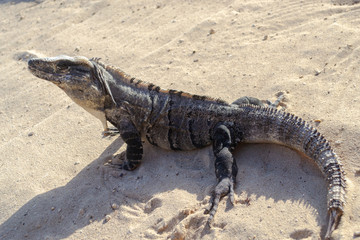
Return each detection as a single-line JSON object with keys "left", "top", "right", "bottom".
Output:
{"left": 147, "top": 83, "right": 155, "bottom": 91}
{"left": 303, "top": 130, "right": 316, "bottom": 154}
{"left": 135, "top": 79, "right": 143, "bottom": 86}
{"left": 167, "top": 97, "right": 180, "bottom": 150}
{"left": 146, "top": 132, "right": 158, "bottom": 147}
{"left": 329, "top": 199, "right": 343, "bottom": 210}
{"left": 168, "top": 89, "right": 183, "bottom": 96}
{"left": 145, "top": 124, "right": 158, "bottom": 147}
{"left": 146, "top": 87, "right": 155, "bottom": 127}
{"left": 277, "top": 112, "right": 292, "bottom": 143}
{"left": 192, "top": 94, "right": 207, "bottom": 101}
{"left": 258, "top": 108, "right": 273, "bottom": 138}
{"left": 312, "top": 138, "right": 329, "bottom": 160}
{"left": 168, "top": 89, "right": 191, "bottom": 150}
{"left": 90, "top": 57, "right": 101, "bottom": 62}
{"left": 233, "top": 124, "right": 245, "bottom": 144}
{"left": 168, "top": 129, "right": 179, "bottom": 150}
{"left": 168, "top": 89, "right": 177, "bottom": 95}
{"left": 324, "top": 162, "right": 340, "bottom": 174}
{"left": 208, "top": 120, "right": 214, "bottom": 140}
{"left": 186, "top": 111, "right": 192, "bottom": 118}
{"left": 284, "top": 113, "right": 297, "bottom": 142}
{"left": 318, "top": 141, "right": 332, "bottom": 156}
{"left": 121, "top": 131, "right": 138, "bottom": 142}
{"left": 216, "top": 98, "right": 228, "bottom": 105}
{"left": 130, "top": 77, "right": 135, "bottom": 83}
{"left": 154, "top": 86, "right": 161, "bottom": 92}
{"left": 126, "top": 138, "right": 142, "bottom": 146}
{"left": 270, "top": 110, "right": 300, "bottom": 146}
{"left": 126, "top": 145, "right": 143, "bottom": 154}
{"left": 303, "top": 127, "right": 318, "bottom": 154}
{"left": 188, "top": 118, "right": 204, "bottom": 149}
{"left": 290, "top": 118, "right": 307, "bottom": 147}
{"left": 305, "top": 131, "right": 323, "bottom": 157}
{"left": 329, "top": 173, "right": 346, "bottom": 188}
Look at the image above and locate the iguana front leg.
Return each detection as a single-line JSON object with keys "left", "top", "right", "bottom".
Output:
{"left": 112, "top": 117, "right": 143, "bottom": 171}
{"left": 206, "top": 123, "right": 238, "bottom": 224}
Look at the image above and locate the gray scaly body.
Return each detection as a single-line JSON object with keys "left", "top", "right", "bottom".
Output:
{"left": 28, "top": 55, "right": 346, "bottom": 239}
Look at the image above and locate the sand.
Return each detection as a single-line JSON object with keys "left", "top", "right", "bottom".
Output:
{"left": 1, "top": 0, "right": 360, "bottom": 239}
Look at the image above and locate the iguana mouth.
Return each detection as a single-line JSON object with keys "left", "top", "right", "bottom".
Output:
{"left": 28, "top": 59, "right": 59, "bottom": 82}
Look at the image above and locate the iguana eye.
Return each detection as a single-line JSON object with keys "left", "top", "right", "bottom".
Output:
{"left": 57, "top": 63, "right": 69, "bottom": 71}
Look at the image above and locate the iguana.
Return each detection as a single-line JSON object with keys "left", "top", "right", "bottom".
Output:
{"left": 28, "top": 55, "right": 346, "bottom": 239}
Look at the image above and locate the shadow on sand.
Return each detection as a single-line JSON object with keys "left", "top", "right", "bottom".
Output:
{"left": 0, "top": 139, "right": 329, "bottom": 239}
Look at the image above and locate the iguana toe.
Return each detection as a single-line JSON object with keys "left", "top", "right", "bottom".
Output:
{"left": 102, "top": 127, "right": 120, "bottom": 137}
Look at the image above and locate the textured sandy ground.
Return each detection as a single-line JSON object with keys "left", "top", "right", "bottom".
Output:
{"left": 1, "top": 0, "right": 360, "bottom": 239}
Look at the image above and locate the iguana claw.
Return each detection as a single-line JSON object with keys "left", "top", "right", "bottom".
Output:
{"left": 102, "top": 127, "right": 120, "bottom": 137}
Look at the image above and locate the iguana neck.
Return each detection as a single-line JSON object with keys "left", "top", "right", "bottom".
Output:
{"left": 92, "top": 60, "right": 154, "bottom": 110}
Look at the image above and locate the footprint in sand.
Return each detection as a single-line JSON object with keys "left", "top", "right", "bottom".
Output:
{"left": 290, "top": 229, "right": 313, "bottom": 239}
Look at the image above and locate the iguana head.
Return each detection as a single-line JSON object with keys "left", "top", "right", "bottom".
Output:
{"left": 28, "top": 55, "right": 103, "bottom": 99}
{"left": 28, "top": 55, "right": 115, "bottom": 130}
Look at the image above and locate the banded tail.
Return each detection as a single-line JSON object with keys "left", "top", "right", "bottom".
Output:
{"left": 236, "top": 105, "right": 346, "bottom": 239}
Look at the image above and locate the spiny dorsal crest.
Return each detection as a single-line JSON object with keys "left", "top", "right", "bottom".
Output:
{"left": 90, "top": 57, "right": 228, "bottom": 105}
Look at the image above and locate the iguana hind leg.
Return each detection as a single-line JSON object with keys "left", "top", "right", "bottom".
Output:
{"left": 265, "top": 94, "right": 285, "bottom": 108}
{"left": 232, "top": 94, "right": 285, "bottom": 109}
{"left": 205, "top": 123, "right": 238, "bottom": 225}
{"left": 231, "top": 96, "right": 264, "bottom": 107}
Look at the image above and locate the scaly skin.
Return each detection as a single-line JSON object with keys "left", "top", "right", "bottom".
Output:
{"left": 28, "top": 55, "right": 346, "bottom": 239}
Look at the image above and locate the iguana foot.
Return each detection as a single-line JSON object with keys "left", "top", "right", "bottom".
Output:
{"left": 231, "top": 96, "right": 264, "bottom": 107}
{"left": 102, "top": 127, "right": 120, "bottom": 137}
{"left": 232, "top": 93, "right": 286, "bottom": 109}
{"left": 106, "top": 152, "right": 139, "bottom": 171}
{"left": 265, "top": 93, "right": 285, "bottom": 109}
{"left": 205, "top": 177, "right": 235, "bottom": 226}
{"left": 106, "top": 152, "right": 126, "bottom": 168}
